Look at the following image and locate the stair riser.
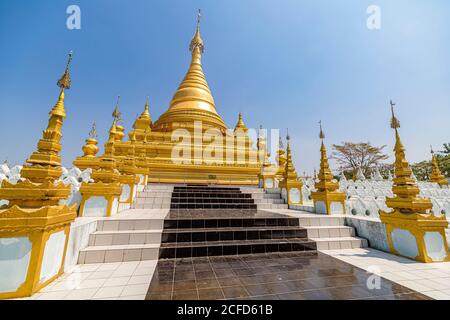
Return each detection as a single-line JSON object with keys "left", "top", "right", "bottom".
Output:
{"left": 171, "top": 194, "right": 252, "bottom": 199}
{"left": 253, "top": 199, "right": 285, "bottom": 204}
{"left": 164, "top": 218, "right": 300, "bottom": 229}
{"left": 256, "top": 204, "right": 289, "bottom": 209}
{"left": 306, "top": 228, "right": 354, "bottom": 238}
{"left": 100, "top": 219, "right": 164, "bottom": 231}
{"left": 171, "top": 204, "right": 258, "bottom": 210}
{"left": 171, "top": 199, "right": 255, "bottom": 204}
{"left": 162, "top": 229, "right": 308, "bottom": 243}
{"left": 298, "top": 217, "right": 345, "bottom": 227}
{"left": 89, "top": 232, "right": 162, "bottom": 246}
{"left": 79, "top": 248, "right": 159, "bottom": 264}
{"left": 138, "top": 192, "right": 173, "bottom": 197}
{"left": 159, "top": 242, "right": 317, "bottom": 259}
{"left": 315, "top": 239, "right": 368, "bottom": 250}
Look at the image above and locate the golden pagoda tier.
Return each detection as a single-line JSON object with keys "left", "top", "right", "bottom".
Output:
{"left": 105, "top": 11, "right": 262, "bottom": 185}
{"left": 310, "top": 122, "right": 346, "bottom": 215}
{"left": 77, "top": 121, "right": 122, "bottom": 218}
{"left": 73, "top": 122, "right": 101, "bottom": 170}
{"left": 0, "top": 53, "right": 76, "bottom": 299}
{"left": 379, "top": 102, "right": 450, "bottom": 263}
{"left": 279, "top": 133, "right": 303, "bottom": 205}
{"left": 430, "top": 146, "right": 448, "bottom": 187}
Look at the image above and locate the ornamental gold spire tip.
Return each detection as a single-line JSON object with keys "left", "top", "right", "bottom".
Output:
{"left": 190, "top": 9, "right": 204, "bottom": 53}
{"left": 89, "top": 121, "right": 97, "bottom": 139}
{"left": 319, "top": 120, "right": 325, "bottom": 140}
{"left": 390, "top": 100, "right": 400, "bottom": 130}
{"left": 57, "top": 50, "right": 73, "bottom": 90}
{"left": 112, "top": 96, "right": 122, "bottom": 122}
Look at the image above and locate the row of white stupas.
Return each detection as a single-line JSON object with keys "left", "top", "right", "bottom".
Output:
{"left": 301, "top": 167, "right": 450, "bottom": 219}
{"left": 1, "top": 162, "right": 449, "bottom": 219}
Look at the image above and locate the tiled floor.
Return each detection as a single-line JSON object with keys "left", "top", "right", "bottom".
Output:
{"left": 325, "top": 248, "right": 450, "bottom": 300}
{"left": 145, "top": 252, "right": 430, "bottom": 300}
{"left": 19, "top": 260, "right": 158, "bottom": 300}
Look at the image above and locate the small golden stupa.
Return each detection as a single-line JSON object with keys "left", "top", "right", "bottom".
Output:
{"left": 73, "top": 121, "right": 100, "bottom": 170}
{"left": 0, "top": 52, "right": 77, "bottom": 299}
{"left": 430, "top": 146, "right": 448, "bottom": 187}
{"left": 278, "top": 132, "right": 303, "bottom": 205}
{"left": 78, "top": 112, "right": 122, "bottom": 217}
{"left": 310, "top": 121, "right": 346, "bottom": 215}
{"left": 379, "top": 101, "right": 450, "bottom": 263}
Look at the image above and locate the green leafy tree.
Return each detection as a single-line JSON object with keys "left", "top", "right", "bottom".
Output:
{"left": 331, "top": 142, "right": 389, "bottom": 178}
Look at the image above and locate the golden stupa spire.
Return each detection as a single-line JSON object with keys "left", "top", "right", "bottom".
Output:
{"left": 234, "top": 112, "right": 248, "bottom": 133}
{"left": 386, "top": 101, "right": 432, "bottom": 214}
{"left": 112, "top": 95, "right": 122, "bottom": 122}
{"left": 153, "top": 10, "right": 227, "bottom": 132}
{"left": 190, "top": 9, "right": 204, "bottom": 54}
{"left": 21, "top": 51, "right": 73, "bottom": 183}
{"left": 51, "top": 51, "right": 73, "bottom": 118}
{"left": 142, "top": 96, "right": 151, "bottom": 120}
{"left": 129, "top": 97, "right": 152, "bottom": 141}
{"left": 284, "top": 130, "right": 298, "bottom": 179}
{"left": 315, "top": 121, "right": 339, "bottom": 192}
{"left": 0, "top": 52, "right": 75, "bottom": 208}
{"left": 310, "top": 121, "right": 346, "bottom": 214}
{"left": 430, "top": 145, "right": 448, "bottom": 186}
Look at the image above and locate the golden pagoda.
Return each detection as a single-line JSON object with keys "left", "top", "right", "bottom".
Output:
{"left": 430, "top": 146, "right": 448, "bottom": 187}
{"left": 379, "top": 101, "right": 450, "bottom": 262}
{"left": 257, "top": 126, "right": 277, "bottom": 189}
{"left": 278, "top": 132, "right": 303, "bottom": 205}
{"left": 107, "top": 10, "right": 261, "bottom": 185}
{"left": 73, "top": 122, "right": 101, "bottom": 170}
{"left": 0, "top": 52, "right": 77, "bottom": 299}
{"left": 310, "top": 121, "right": 346, "bottom": 215}
{"left": 78, "top": 114, "right": 122, "bottom": 217}
{"left": 275, "top": 136, "right": 287, "bottom": 186}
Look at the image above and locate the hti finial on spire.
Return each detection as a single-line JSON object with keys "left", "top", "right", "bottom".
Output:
{"left": 390, "top": 100, "right": 400, "bottom": 129}
{"left": 89, "top": 121, "right": 97, "bottom": 139}
{"left": 197, "top": 9, "right": 201, "bottom": 29}
{"left": 286, "top": 128, "right": 290, "bottom": 142}
{"left": 319, "top": 120, "right": 325, "bottom": 140}
{"left": 190, "top": 9, "right": 204, "bottom": 53}
{"left": 112, "top": 96, "right": 122, "bottom": 122}
{"left": 57, "top": 50, "right": 73, "bottom": 89}
{"left": 431, "top": 145, "right": 435, "bottom": 155}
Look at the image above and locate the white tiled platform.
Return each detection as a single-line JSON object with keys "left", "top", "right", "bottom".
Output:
{"left": 18, "top": 261, "right": 157, "bottom": 300}
{"left": 325, "top": 248, "right": 450, "bottom": 300}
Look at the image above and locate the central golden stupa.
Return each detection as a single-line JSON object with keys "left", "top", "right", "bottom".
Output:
{"left": 109, "top": 12, "right": 263, "bottom": 185}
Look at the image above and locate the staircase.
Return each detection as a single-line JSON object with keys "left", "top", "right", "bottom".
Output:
{"left": 77, "top": 212, "right": 165, "bottom": 264}
{"left": 297, "top": 214, "right": 368, "bottom": 250}
{"left": 133, "top": 185, "right": 173, "bottom": 209}
{"left": 240, "top": 187, "right": 289, "bottom": 210}
{"left": 158, "top": 185, "right": 317, "bottom": 259}
{"left": 170, "top": 185, "right": 257, "bottom": 210}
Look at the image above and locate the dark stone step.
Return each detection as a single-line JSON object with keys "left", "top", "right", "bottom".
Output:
{"left": 175, "top": 187, "right": 241, "bottom": 191}
{"left": 170, "top": 204, "right": 258, "bottom": 210}
{"left": 171, "top": 198, "right": 255, "bottom": 204}
{"left": 162, "top": 227, "right": 308, "bottom": 243}
{"left": 159, "top": 238, "right": 317, "bottom": 259}
{"left": 172, "top": 193, "right": 251, "bottom": 199}
{"left": 164, "top": 217, "right": 300, "bottom": 229}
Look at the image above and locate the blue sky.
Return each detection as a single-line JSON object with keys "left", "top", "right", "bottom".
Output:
{"left": 0, "top": 0, "right": 449, "bottom": 173}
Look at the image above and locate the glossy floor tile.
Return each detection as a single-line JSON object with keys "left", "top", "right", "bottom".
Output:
{"left": 146, "top": 252, "right": 431, "bottom": 300}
